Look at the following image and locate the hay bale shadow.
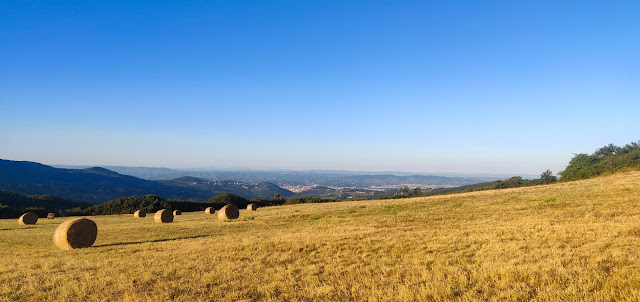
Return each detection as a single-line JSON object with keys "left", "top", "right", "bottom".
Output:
{"left": 94, "top": 234, "right": 212, "bottom": 248}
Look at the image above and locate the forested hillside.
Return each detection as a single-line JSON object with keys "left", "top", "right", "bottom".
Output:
{"left": 0, "top": 190, "right": 91, "bottom": 218}
{"left": 0, "top": 160, "right": 293, "bottom": 203}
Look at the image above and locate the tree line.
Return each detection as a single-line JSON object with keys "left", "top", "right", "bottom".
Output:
{"left": 381, "top": 168, "right": 559, "bottom": 199}
{"left": 559, "top": 141, "right": 640, "bottom": 181}
{"left": 382, "top": 140, "right": 640, "bottom": 199}
{"left": 0, "top": 190, "right": 338, "bottom": 218}
{"left": 0, "top": 190, "right": 91, "bottom": 219}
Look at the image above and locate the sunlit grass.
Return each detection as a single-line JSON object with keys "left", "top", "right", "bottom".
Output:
{"left": 2, "top": 171, "right": 640, "bottom": 301}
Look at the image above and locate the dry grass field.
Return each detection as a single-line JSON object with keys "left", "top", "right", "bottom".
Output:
{"left": 1, "top": 171, "right": 640, "bottom": 301}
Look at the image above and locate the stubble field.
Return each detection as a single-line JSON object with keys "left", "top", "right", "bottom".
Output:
{"left": 1, "top": 171, "right": 640, "bottom": 301}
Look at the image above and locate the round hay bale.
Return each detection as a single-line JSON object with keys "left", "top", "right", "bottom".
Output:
{"left": 133, "top": 210, "right": 147, "bottom": 218}
{"left": 154, "top": 209, "right": 173, "bottom": 223}
{"left": 247, "top": 203, "right": 258, "bottom": 211}
{"left": 173, "top": 210, "right": 181, "bottom": 216}
{"left": 47, "top": 213, "right": 56, "bottom": 219}
{"left": 53, "top": 218, "right": 98, "bottom": 250}
{"left": 205, "top": 207, "right": 215, "bottom": 214}
{"left": 18, "top": 212, "right": 38, "bottom": 225}
{"left": 218, "top": 204, "right": 239, "bottom": 220}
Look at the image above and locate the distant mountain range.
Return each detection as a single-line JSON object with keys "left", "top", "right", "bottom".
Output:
{"left": 53, "top": 165, "right": 507, "bottom": 188}
{"left": 1, "top": 159, "right": 514, "bottom": 204}
{"left": 0, "top": 160, "right": 294, "bottom": 204}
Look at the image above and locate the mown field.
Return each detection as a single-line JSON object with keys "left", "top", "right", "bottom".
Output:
{"left": 1, "top": 171, "right": 640, "bottom": 301}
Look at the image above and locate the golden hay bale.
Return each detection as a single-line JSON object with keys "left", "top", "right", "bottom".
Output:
{"left": 218, "top": 204, "right": 239, "bottom": 220}
{"left": 247, "top": 203, "right": 258, "bottom": 211}
{"left": 133, "top": 210, "right": 147, "bottom": 218}
{"left": 173, "top": 210, "right": 181, "bottom": 216}
{"left": 205, "top": 207, "right": 215, "bottom": 214}
{"left": 53, "top": 218, "right": 98, "bottom": 250}
{"left": 18, "top": 212, "right": 38, "bottom": 225}
{"left": 47, "top": 213, "right": 56, "bottom": 219}
{"left": 154, "top": 209, "right": 173, "bottom": 223}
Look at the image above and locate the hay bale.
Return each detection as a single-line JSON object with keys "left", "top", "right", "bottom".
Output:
{"left": 18, "top": 212, "right": 38, "bottom": 225}
{"left": 173, "top": 210, "right": 181, "bottom": 216}
{"left": 133, "top": 210, "right": 147, "bottom": 218}
{"left": 205, "top": 207, "right": 215, "bottom": 214}
{"left": 218, "top": 204, "right": 239, "bottom": 220}
{"left": 53, "top": 218, "right": 98, "bottom": 250}
{"left": 247, "top": 203, "right": 258, "bottom": 211}
{"left": 47, "top": 213, "right": 56, "bottom": 219}
{"left": 154, "top": 209, "right": 173, "bottom": 223}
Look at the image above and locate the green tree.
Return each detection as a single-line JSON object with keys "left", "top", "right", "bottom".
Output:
{"left": 208, "top": 193, "right": 248, "bottom": 207}
{"left": 493, "top": 176, "right": 524, "bottom": 189}
{"left": 559, "top": 141, "right": 640, "bottom": 181}
{"left": 540, "top": 170, "right": 557, "bottom": 183}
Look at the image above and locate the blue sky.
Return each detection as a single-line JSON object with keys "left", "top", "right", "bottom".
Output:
{"left": 1, "top": 1, "right": 638, "bottom": 175}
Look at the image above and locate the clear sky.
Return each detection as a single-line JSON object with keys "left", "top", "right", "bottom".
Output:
{"left": 1, "top": 1, "right": 638, "bottom": 175}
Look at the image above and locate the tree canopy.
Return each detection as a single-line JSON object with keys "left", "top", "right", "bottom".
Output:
{"left": 559, "top": 141, "right": 640, "bottom": 181}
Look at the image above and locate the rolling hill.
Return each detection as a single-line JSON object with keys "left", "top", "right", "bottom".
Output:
{"left": 292, "top": 185, "right": 390, "bottom": 199}
{"left": 158, "top": 176, "right": 294, "bottom": 199}
{"left": 2, "top": 170, "right": 639, "bottom": 300}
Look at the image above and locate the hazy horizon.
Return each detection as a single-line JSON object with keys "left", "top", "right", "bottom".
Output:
{"left": 2, "top": 1, "right": 638, "bottom": 176}
{"left": 47, "top": 162, "right": 538, "bottom": 177}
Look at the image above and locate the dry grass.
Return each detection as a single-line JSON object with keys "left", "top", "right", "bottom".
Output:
{"left": 1, "top": 171, "right": 640, "bottom": 301}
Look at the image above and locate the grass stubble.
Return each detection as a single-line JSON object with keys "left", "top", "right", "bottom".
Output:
{"left": 1, "top": 171, "right": 640, "bottom": 301}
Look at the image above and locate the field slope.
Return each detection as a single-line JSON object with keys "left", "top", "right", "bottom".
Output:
{"left": 1, "top": 171, "right": 640, "bottom": 301}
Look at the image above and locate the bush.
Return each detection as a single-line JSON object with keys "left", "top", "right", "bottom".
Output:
{"left": 0, "top": 203, "right": 19, "bottom": 219}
